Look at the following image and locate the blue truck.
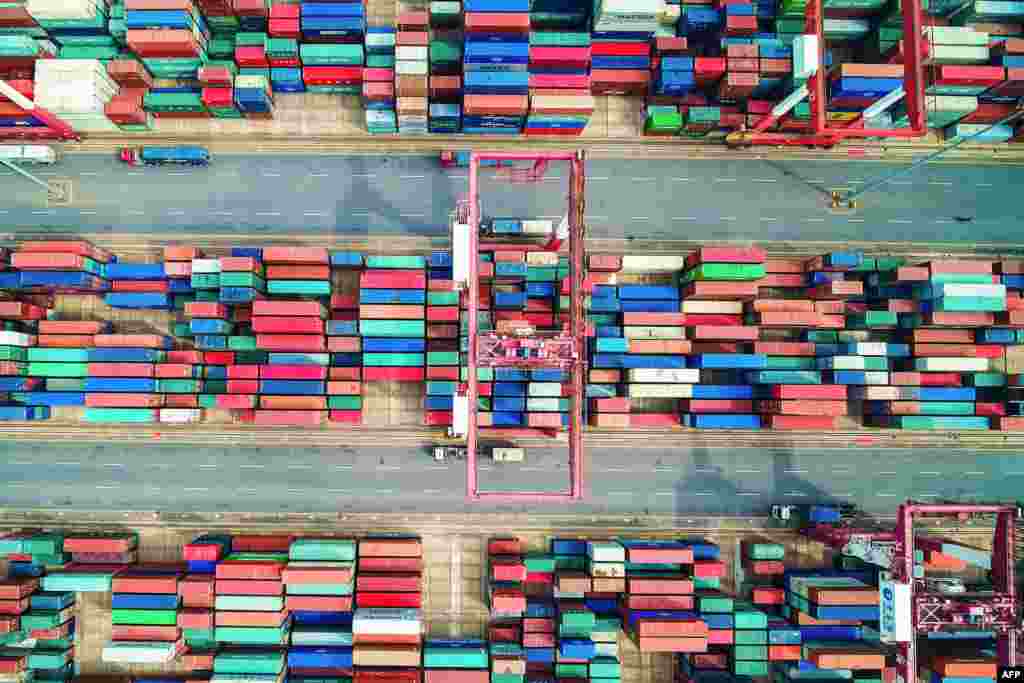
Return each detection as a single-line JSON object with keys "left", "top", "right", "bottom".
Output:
{"left": 119, "top": 145, "right": 210, "bottom": 167}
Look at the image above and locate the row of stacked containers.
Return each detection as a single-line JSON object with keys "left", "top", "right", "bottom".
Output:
{"left": 0, "top": 524, "right": 1000, "bottom": 681}
{"left": 3, "top": 238, "right": 1024, "bottom": 430}
{"left": 3, "top": 0, "right": 1024, "bottom": 138}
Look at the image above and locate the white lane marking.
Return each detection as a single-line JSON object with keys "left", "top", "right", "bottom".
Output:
{"left": 978, "top": 182, "right": 993, "bottom": 187}
{"left": 375, "top": 489, "right": 395, "bottom": 494}
{"left": 287, "top": 464, "right": 312, "bottom": 470}
{"left": 935, "top": 219, "right": 952, "bottom": 224}
{"left": 352, "top": 174, "right": 376, "bottom": 178}
{"left": 80, "top": 210, "right": 97, "bottom": 215}
{"left": 328, "top": 488, "right": 351, "bottom": 494}
{"left": 738, "top": 492, "right": 760, "bottom": 496}
{"left": 55, "top": 462, "right": 80, "bottom": 467}
{"left": 603, "top": 468, "right": 630, "bottom": 473}
{"left": 714, "top": 178, "right": 737, "bottom": 182}
{"left": 752, "top": 178, "right": 777, "bottom": 183}
{"left": 400, "top": 212, "right": 424, "bottom": 217}
{"left": 917, "top": 493, "right": 939, "bottom": 497}
{"left": 303, "top": 211, "right": 324, "bottom": 216}
{"left": 736, "top": 469, "right": 761, "bottom": 473}
{"left": 424, "top": 489, "right": 442, "bottom": 494}
{"left": 877, "top": 492, "right": 897, "bottom": 497}
{"left": 672, "top": 177, "right": 691, "bottom": 182}
{"left": 332, "top": 465, "right": 353, "bottom": 470}
{"left": 888, "top": 219, "right": 912, "bottom": 224}
{"left": 0, "top": 210, "right": 8, "bottom": 214}
{"left": 609, "top": 491, "right": 632, "bottom": 496}
{"left": 586, "top": 215, "right": 608, "bottom": 220}
{"left": 198, "top": 464, "right": 216, "bottom": 470}
{"left": 760, "top": 217, "right": 778, "bottom": 221}
{"left": 964, "top": 471, "right": 985, "bottom": 476}
{"left": 168, "top": 210, "right": 186, "bottom": 216}
{"left": 31, "top": 210, "right": 54, "bottom": 215}
{"left": 96, "top": 485, "right": 117, "bottom": 490}
{"left": 10, "top": 461, "right": 32, "bottom": 466}
{"left": 287, "top": 488, "right": 305, "bottom": 494}
{"left": 655, "top": 491, "right": 673, "bottom": 496}
{"left": 889, "top": 180, "right": 912, "bottom": 185}
{"left": 127, "top": 172, "right": 142, "bottom": 176}
{"left": 805, "top": 217, "right": 825, "bottom": 222}
{"left": 79, "top": 172, "right": 98, "bottom": 176}
{"left": 8, "top": 483, "right": 28, "bottom": 488}
{"left": 262, "top": 172, "right": 281, "bottom": 177}
{"left": 38, "top": 171, "right": 57, "bottom": 176}
{"left": 351, "top": 212, "right": 370, "bottom": 216}
{"left": 848, "top": 218, "right": 865, "bottom": 223}
{"left": 631, "top": 216, "right": 650, "bottom": 221}
{"left": 239, "top": 464, "right": 265, "bottom": 469}
{"left": 400, "top": 175, "right": 424, "bottom": 179}
{"left": 918, "top": 471, "right": 940, "bottom": 475}
{"left": 448, "top": 174, "right": 467, "bottom": 179}
{"left": 785, "top": 491, "right": 807, "bottom": 497}
{"left": 184, "top": 487, "right": 209, "bottom": 492}
{"left": 673, "top": 216, "right": 698, "bottom": 221}
{"left": 721, "top": 216, "right": 737, "bottom": 221}
{"left": 309, "top": 173, "right": 329, "bottom": 177}
{"left": 213, "top": 211, "right": 233, "bottom": 216}
{"left": 102, "top": 463, "right": 125, "bottom": 468}
{"left": 377, "top": 465, "right": 401, "bottom": 471}
{"left": 122, "top": 208, "right": 141, "bottom": 214}
{"left": 590, "top": 176, "right": 609, "bottom": 181}
{"left": 240, "top": 488, "right": 259, "bottom": 495}
{"left": 928, "top": 181, "right": 952, "bottom": 186}
{"left": 631, "top": 177, "right": 654, "bottom": 181}
{"left": 654, "top": 467, "right": 674, "bottom": 472}
{"left": 878, "top": 471, "right": 897, "bottom": 475}
{"left": 694, "top": 492, "right": 714, "bottom": 496}
{"left": 784, "top": 469, "right": 808, "bottom": 474}
{"left": 255, "top": 211, "right": 281, "bottom": 217}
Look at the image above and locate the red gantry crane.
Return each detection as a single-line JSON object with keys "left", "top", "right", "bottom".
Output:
{"left": 450, "top": 150, "right": 587, "bottom": 504}
{"left": 803, "top": 501, "right": 1017, "bottom": 683}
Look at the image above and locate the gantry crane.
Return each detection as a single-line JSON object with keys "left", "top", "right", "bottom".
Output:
{"left": 448, "top": 150, "right": 587, "bottom": 504}
{"left": 803, "top": 501, "right": 1018, "bottom": 683}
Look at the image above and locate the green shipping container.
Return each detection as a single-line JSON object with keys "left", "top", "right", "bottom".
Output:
{"left": 286, "top": 582, "right": 353, "bottom": 595}
{"left": 215, "top": 626, "right": 288, "bottom": 645}
{"left": 423, "top": 647, "right": 488, "bottom": 668}
{"left": 28, "top": 362, "right": 88, "bottom": 378}
{"left": 556, "top": 664, "right": 588, "bottom": 678}
{"left": 745, "top": 543, "right": 785, "bottom": 560}
{"left": 112, "top": 608, "right": 178, "bottom": 625}
{"left": 328, "top": 395, "right": 362, "bottom": 410}
{"left": 268, "top": 280, "right": 331, "bottom": 296}
{"left": 229, "top": 336, "right": 259, "bottom": 351}
{"left": 0, "top": 346, "right": 27, "bottom": 361}
{"left": 214, "top": 651, "right": 286, "bottom": 674}
{"left": 83, "top": 408, "right": 157, "bottom": 423}
{"left": 289, "top": 538, "right": 357, "bottom": 561}
{"left": 214, "top": 595, "right": 284, "bottom": 611}
{"left": 220, "top": 272, "right": 266, "bottom": 288}
{"left": 363, "top": 353, "right": 424, "bottom": 367}
{"left": 428, "top": 291, "right": 460, "bottom": 306}
{"left": 158, "top": 379, "right": 202, "bottom": 393}
{"left": 735, "top": 660, "right": 769, "bottom": 676}
{"left": 365, "top": 255, "right": 426, "bottom": 269}
{"left": 735, "top": 629, "right": 768, "bottom": 645}
{"left": 682, "top": 263, "right": 767, "bottom": 282}
{"left": 698, "top": 595, "right": 734, "bottom": 613}
{"left": 360, "top": 320, "right": 426, "bottom": 337}
{"left": 427, "top": 351, "right": 459, "bottom": 366}
{"left": 300, "top": 43, "right": 363, "bottom": 65}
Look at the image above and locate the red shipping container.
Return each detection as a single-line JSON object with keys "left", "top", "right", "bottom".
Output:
{"left": 354, "top": 671, "right": 420, "bottom": 683}
{"left": 254, "top": 334, "right": 326, "bottom": 351}
{"left": 684, "top": 399, "right": 753, "bottom": 413}
{"left": 94, "top": 334, "right": 167, "bottom": 348}
{"left": 215, "top": 560, "right": 285, "bottom": 580}
{"left": 523, "top": 633, "right": 556, "bottom": 648}
{"left": 590, "top": 69, "right": 649, "bottom": 94}
{"left": 463, "top": 12, "right": 529, "bottom": 32}
{"left": 757, "top": 399, "right": 846, "bottom": 416}
{"left": 769, "top": 645, "right": 801, "bottom": 660}
{"left": 253, "top": 300, "right": 325, "bottom": 317}
{"left": 621, "top": 312, "right": 686, "bottom": 325}
{"left": 636, "top": 636, "right": 708, "bottom": 652}
{"left": 217, "top": 610, "right": 287, "bottom": 627}
{"left": 259, "top": 364, "right": 326, "bottom": 380}
{"left": 464, "top": 95, "right": 528, "bottom": 116}
{"left": 356, "top": 573, "right": 422, "bottom": 592}
{"left": 253, "top": 410, "right": 325, "bottom": 426}
{"left": 356, "top": 592, "right": 421, "bottom": 608}
{"left": 426, "top": 367, "right": 459, "bottom": 380}
{"left": 87, "top": 363, "right": 155, "bottom": 378}
{"left": 36, "top": 320, "right": 104, "bottom": 334}
{"left": 752, "top": 587, "right": 785, "bottom": 604}
{"left": 689, "top": 325, "right": 759, "bottom": 340}
{"left": 424, "top": 671, "right": 488, "bottom": 683}
{"left": 363, "top": 367, "right": 424, "bottom": 382}
{"left": 113, "top": 575, "right": 179, "bottom": 594}
{"left": 424, "top": 410, "right": 452, "bottom": 426}
{"left": 358, "top": 556, "right": 422, "bottom": 572}
{"left": 216, "top": 579, "right": 282, "bottom": 595}
{"left": 111, "top": 625, "right": 179, "bottom": 641}
{"left": 591, "top": 397, "right": 631, "bottom": 412}
{"left": 625, "top": 595, "right": 694, "bottom": 610}
{"left": 360, "top": 270, "right": 426, "bottom": 289}
{"left": 250, "top": 316, "right": 325, "bottom": 334}
{"left": 637, "top": 619, "right": 708, "bottom": 637}
{"left": 0, "top": 599, "right": 28, "bottom": 615}
{"left": 769, "top": 384, "right": 846, "bottom": 400}
{"left": 227, "top": 379, "right": 260, "bottom": 394}
{"left": 262, "top": 246, "right": 329, "bottom": 264}
{"left": 286, "top": 595, "right": 352, "bottom": 612}
{"left": 592, "top": 42, "right": 649, "bottom": 57}
{"left": 765, "top": 415, "right": 839, "bottom": 430}
{"left": 19, "top": 240, "right": 111, "bottom": 260}
{"left": 265, "top": 264, "right": 330, "bottom": 280}
{"left": 329, "top": 367, "right": 361, "bottom": 381}
{"left": 86, "top": 393, "right": 163, "bottom": 408}
{"left": 156, "top": 364, "right": 200, "bottom": 379}
{"left": 165, "top": 394, "right": 199, "bottom": 408}
{"left": 185, "top": 302, "right": 228, "bottom": 318}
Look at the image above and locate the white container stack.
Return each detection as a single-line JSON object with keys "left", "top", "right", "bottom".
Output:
{"left": 34, "top": 59, "right": 120, "bottom": 132}
{"left": 26, "top": 0, "right": 102, "bottom": 21}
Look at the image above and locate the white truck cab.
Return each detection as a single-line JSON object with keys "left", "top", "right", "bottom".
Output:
{"left": 0, "top": 145, "right": 57, "bottom": 165}
{"left": 492, "top": 447, "right": 524, "bottom": 463}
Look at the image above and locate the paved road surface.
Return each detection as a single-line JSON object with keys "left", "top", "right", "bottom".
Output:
{"left": 3, "top": 154, "right": 1021, "bottom": 244}
{"left": 0, "top": 443, "right": 1013, "bottom": 515}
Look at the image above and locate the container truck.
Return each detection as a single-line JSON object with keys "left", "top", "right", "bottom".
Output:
{"left": 0, "top": 145, "right": 58, "bottom": 165}
{"left": 118, "top": 146, "right": 210, "bottom": 167}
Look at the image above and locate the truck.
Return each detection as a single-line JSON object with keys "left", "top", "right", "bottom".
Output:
{"left": 492, "top": 447, "right": 524, "bottom": 463}
{"left": 119, "top": 145, "right": 209, "bottom": 167}
{"left": 440, "top": 151, "right": 513, "bottom": 169}
{"left": 0, "top": 145, "right": 58, "bottom": 165}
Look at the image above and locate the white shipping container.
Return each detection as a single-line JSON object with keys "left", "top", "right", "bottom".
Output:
{"left": 527, "top": 382, "right": 561, "bottom": 397}
{"left": 589, "top": 561, "right": 625, "bottom": 577}
{"left": 861, "top": 371, "right": 891, "bottom": 385}
{"left": 352, "top": 620, "right": 421, "bottom": 635}
{"left": 587, "top": 541, "right": 625, "bottom": 562}
{"left": 395, "top": 60, "right": 428, "bottom": 75}
{"left": 915, "top": 357, "right": 989, "bottom": 372}
{"left": 158, "top": 408, "right": 201, "bottom": 424}
{"left": 522, "top": 219, "right": 553, "bottom": 235}
{"left": 191, "top": 258, "right": 221, "bottom": 274}
{"left": 530, "top": 94, "right": 595, "bottom": 114}
{"left": 626, "top": 383, "right": 693, "bottom": 398}
{"left": 526, "top": 251, "right": 558, "bottom": 266}
{"left": 933, "top": 283, "right": 1006, "bottom": 298}
{"left": 847, "top": 342, "right": 888, "bottom": 356}
{"left": 681, "top": 300, "right": 744, "bottom": 314}
{"left": 0, "top": 331, "right": 36, "bottom": 347}
{"left": 848, "top": 386, "right": 900, "bottom": 401}
{"left": 622, "top": 325, "right": 684, "bottom": 338}
{"left": 817, "top": 356, "right": 873, "bottom": 370}
{"left": 594, "top": 641, "right": 619, "bottom": 655}
{"left": 395, "top": 45, "right": 427, "bottom": 61}
{"left": 27, "top": 0, "right": 102, "bottom": 20}
{"left": 621, "top": 254, "right": 685, "bottom": 272}
{"left": 627, "top": 368, "right": 700, "bottom": 383}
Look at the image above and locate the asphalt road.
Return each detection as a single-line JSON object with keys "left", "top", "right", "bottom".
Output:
{"left": 3, "top": 154, "right": 1022, "bottom": 244}
{"left": 0, "top": 443, "right": 1014, "bottom": 515}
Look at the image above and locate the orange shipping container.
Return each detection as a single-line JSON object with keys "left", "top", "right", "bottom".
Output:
{"left": 808, "top": 649, "right": 885, "bottom": 670}
{"left": 353, "top": 645, "right": 421, "bottom": 667}
{"left": 930, "top": 658, "right": 997, "bottom": 678}
{"left": 636, "top": 636, "right": 708, "bottom": 653}
{"left": 359, "top": 538, "right": 422, "bottom": 558}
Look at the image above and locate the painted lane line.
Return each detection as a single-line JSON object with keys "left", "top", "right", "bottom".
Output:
{"left": 309, "top": 173, "right": 329, "bottom": 177}
{"left": 38, "top": 171, "right": 57, "bottom": 176}
{"left": 240, "top": 489, "right": 259, "bottom": 495}
{"left": 888, "top": 180, "right": 912, "bottom": 185}
{"left": 737, "top": 492, "right": 761, "bottom": 496}
{"left": 847, "top": 218, "right": 865, "bottom": 223}
{"left": 55, "top": 462, "right": 80, "bottom": 467}
{"left": 590, "top": 176, "right": 609, "bottom": 181}
{"left": 916, "top": 493, "right": 939, "bottom": 497}
{"left": 167, "top": 210, "right": 186, "bottom": 216}
{"left": 127, "top": 172, "right": 143, "bottom": 176}
{"left": 287, "top": 489, "right": 305, "bottom": 494}
{"left": 400, "top": 175, "right": 424, "bottom": 179}
{"left": 784, "top": 469, "right": 808, "bottom": 474}
{"left": 352, "top": 174, "right": 376, "bottom": 178}
{"left": 400, "top": 213, "right": 425, "bottom": 218}
{"left": 632, "top": 177, "right": 655, "bottom": 181}
{"left": 79, "top": 172, "right": 98, "bottom": 176}
{"left": 184, "top": 487, "right": 209, "bottom": 492}
{"left": 213, "top": 211, "right": 233, "bottom": 216}
{"left": 328, "top": 488, "right": 351, "bottom": 494}
{"left": 287, "top": 464, "right": 312, "bottom": 470}
{"left": 196, "top": 464, "right": 217, "bottom": 469}
{"left": 752, "top": 178, "right": 777, "bottom": 183}
{"left": 721, "top": 216, "right": 737, "bottom": 221}
{"left": 375, "top": 489, "right": 395, "bottom": 494}
{"left": 673, "top": 217, "right": 698, "bottom": 221}
{"left": 713, "top": 178, "right": 737, "bottom": 182}
{"left": 333, "top": 465, "right": 353, "bottom": 470}
{"left": 735, "top": 469, "right": 761, "bottom": 473}
{"left": 96, "top": 485, "right": 117, "bottom": 490}
{"left": 655, "top": 491, "right": 673, "bottom": 496}
{"left": 255, "top": 211, "right": 281, "bottom": 217}
{"left": 671, "top": 177, "right": 691, "bottom": 182}
{"left": 239, "top": 464, "right": 265, "bottom": 469}
{"left": 423, "top": 489, "right": 442, "bottom": 494}
{"left": 102, "top": 463, "right": 125, "bottom": 468}
{"left": 760, "top": 217, "right": 779, "bottom": 221}
{"left": 785, "top": 492, "right": 807, "bottom": 497}
{"left": 586, "top": 215, "right": 608, "bottom": 221}
{"left": 888, "top": 219, "right": 912, "bottom": 224}
{"left": 631, "top": 216, "right": 650, "bottom": 221}
{"left": 602, "top": 468, "right": 630, "bottom": 473}
{"left": 377, "top": 465, "right": 401, "bottom": 471}
{"left": 978, "top": 182, "right": 993, "bottom": 187}
{"left": 878, "top": 471, "right": 897, "bottom": 475}
{"left": 31, "top": 210, "right": 54, "bottom": 215}
{"left": 303, "top": 211, "right": 325, "bottom": 216}
{"left": 805, "top": 218, "right": 825, "bottom": 222}
{"left": 964, "top": 471, "right": 985, "bottom": 476}
{"left": 262, "top": 172, "right": 281, "bottom": 177}
{"left": 876, "top": 492, "right": 897, "bottom": 497}
{"left": 608, "top": 491, "right": 632, "bottom": 496}
{"left": 928, "top": 181, "right": 952, "bottom": 186}
{"left": 918, "top": 471, "right": 940, "bottom": 475}
{"left": 10, "top": 461, "right": 32, "bottom": 466}
{"left": 694, "top": 492, "right": 714, "bottom": 496}
{"left": 80, "top": 211, "right": 97, "bottom": 215}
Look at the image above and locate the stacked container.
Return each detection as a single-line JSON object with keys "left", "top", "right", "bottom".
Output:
{"left": 395, "top": 10, "right": 428, "bottom": 133}
{"left": 423, "top": 251, "right": 458, "bottom": 428}
{"left": 285, "top": 537, "right": 356, "bottom": 674}
{"left": 364, "top": 26, "right": 397, "bottom": 133}
{"left": 105, "top": 261, "right": 171, "bottom": 310}
{"left": 214, "top": 540, "right": 290, "bottom": 648}
{"left": 126, "top": 0, "right": 209, "bottom": 82}
{"left": 462, "top": 0, "right": 529, "bottom": 134}
{"left": 234, "top": 72, "right": 273, "bottom": 116}
{"left": 589, "top": 0, "right": 658, "bottom": 96}
{"left": 424, "top": 639, "right": 489, "bottom": 682}
{"left": 428, "top": 31, "right": 461, "bottom": 133}
{"left": 104, "top": 59, "right": 154, "bottom": 130}
{"left": 360, "top": 255, "right": 428, "bottom": 383}
{"left": 352, "top": 537, "right": 423, "bottom": 678}
{"left": 489, "top": 537, "right": 527, "bottom": 619}
{"left": 33, "top": 58, "right": 119, "bottom": 132}
{"left": 81, "top": 333, "right": 172, "bottom": 424}
{"left": 103, "top": 566, "right": 183, "bottom": 664}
